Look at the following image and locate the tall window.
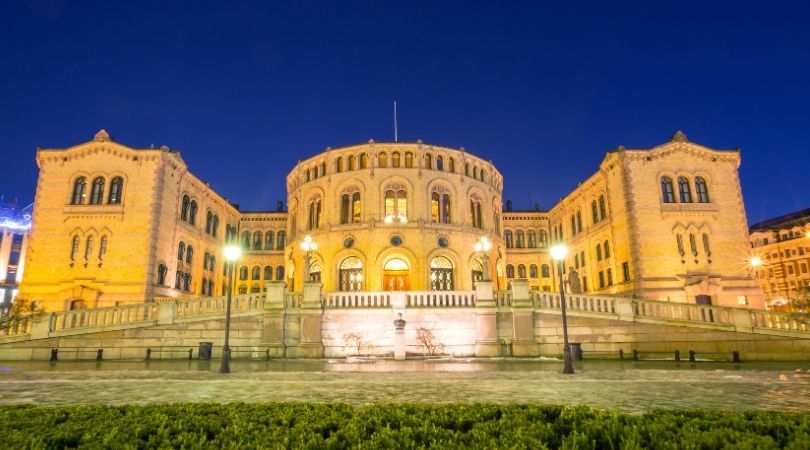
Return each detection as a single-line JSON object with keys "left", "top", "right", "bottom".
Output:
{"left": 277, "top": 231, "right": 286, "bottom": 249}
{"left": 530, "top": 264, "right": 538, "bottom": 278}
{"left": 689, "top": 233, "right": 697, "bottom": 256}
{"left": 71, "top": 177, "right": 87, "bottom": 205}
{"left": 405, "top": 152, "right": 413, "bottom": 168}
{"left": 678, "top": 176, "right": 693, "bottom": 203}
{"left": 518, "top": 264, "right": 526, "bottom": 278}
{"left": 348, "top": 155, "right": 356, "bottom": 170}
{"left": 239, "top": 266, "right": 248, "bottom": 280}
{"left": 695, "top": 177, "right": 709, "bottom": 203}
{"left": 70, "top": 235, "right": 80, "bottom": 261}
{"left": 338, "top": 256, "right": 363, "bottom": 291}
{"left": 622, "top": 261, "right": 630, "bottom": 282}
{"left": 392, "top": 152, "right": 401, "bottom": 168}
{"left": 189, "top": 201, "right": 198, "bottom": 225}
{"left": 516, "top": 231, "right": 525, "bottom": 248}
{"left": 241, "top": 231, "right": 250, "bottom": 249}
{"left": 702, "top": 233, "right": 711, "bottom": 256}
{"left": 211, "top": 215, "right": 219, "bottom": 237}
{"left": 205, "top": 211, "right": 213, "bottom": 234}
{"left": 591, "top": 200, "right": 599, "bottom": 223}
{"left": 506, "top": 264, "right": 515, "bottom": 278}
{"left": 436, "top": 156, "right": 444, "bottom": 171}
{"left": 538, "top": 231, "right": 548, "bottom": 248}
{"left": 264, "top": 266, "right": 273, "bottom": 280}
{"left": 448, "top": 158, "right": 455, "bottom": 172}
{"left": 424, "top": 153, "right": 432, "bottom": 169}
{"left": 253, "top": 231, "right": 262, "bottom": 250}
{"left": 378, "top": 152, "right": 388, "bottom": 168}
{"left": 504, "top": 230, "right": 513, "bottom": 248}
{"left": 157, "top": 264, "right": 168, "bottom": 285}
{"left": 676, "top": 234, "right": 685, "bottom": 256}
{"left": 265, "top": 231, "right": 274, "bottom": 250}
{"left": 598, "top": 195, "right": 607, "bottom": 220}
{"left": 177, "top": 242, "right": 186, "bottom": 261}
{"left": 252, "top": 266, "right": 260, "bottom": 280}
{"left": 603, "top": 240, "right": 610, "bottom": 258}
{"left": 528, "top": 231, "right": 537, "bottom": 248}
{"left": 430, "top": 256, "right": 454, "bottom": 291}
{"left": 90, "top": 177, "right": 105, "bottom": 204}
{"left": 108, "top": 177, "right": 123, "bottom": 204}
{"left": 181, "top": 195, "right": 190, "bottom": 221}
{"left": 470, "top": 196, "right": 483, "bottom": 229}
{"left": 308, "top": 197, "right": 322, "bottom": 230}
{"left": 576, "top": 211, "right": 583, "bottom": 232}
{"left": 471, "top": 259, "right": 483, "bottom": 284}
{"left": 661, "top": 177, "right": 675, "bottom": 203}
{"left": 359, "top": 153, "right": 368, "bottom": 169}
{"left": 430, "top": 188, "right": 451, "bottom": 224}
{"left": 98, "top": 236, "right": 107, "bottom": 261}
{"left": 276, "top": 265, "right": 285, "bottom": 281}
{"left": 340, "top": 191, "right": 362, "bottom": 224}
{"left": 596, "top": 244, "right": 602, "bottom": 261}
{"left": 384, "top": 188, "right": 407, "bottom": 219}
{"left": 336, "top": 157, "right": 343, "bottom": 173}
{"left": 541, "top": 264, "right": 550, "bottom": 278}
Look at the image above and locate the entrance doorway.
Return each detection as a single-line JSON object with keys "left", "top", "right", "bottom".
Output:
{"left": 383, "top": 257, "right": 409, "bottom": 291}
{"left": 695, "top": 295, "right": 713, "bottom": 322}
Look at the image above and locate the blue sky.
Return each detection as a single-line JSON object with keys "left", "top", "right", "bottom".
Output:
{"left": 1, "top": 0, "right": 808, "bottom": 223}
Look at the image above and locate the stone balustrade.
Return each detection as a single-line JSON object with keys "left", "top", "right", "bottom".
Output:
{"left": 324, "top": 292, "right": 391, "bottom": 309}
{"left": 284, "top": 293, "right": 303, "bottom": 309}
{"left": 52, "top": 303, "right": 158, "bottom": 331}
{"left": 406, "top": 291, "right": 476, "bottom": 308}
{"left": 633, "top": 298, "right": 733, "bottom": 324}
{"left": 175, "top": 294, "right": 265, "bottom": 319}
{"left": 750, "top": 310, "right": 809, "bottom": 332}
{"left": 494, "top": 291, "right": 512, "bottom": 307}
{"left": 1, "top": 316, "right": 33, "bottom": 336}
{"left": 532, "top": 291, "right": 617, "bottom": 315}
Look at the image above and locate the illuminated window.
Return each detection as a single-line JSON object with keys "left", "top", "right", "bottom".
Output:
{"left": 70, "top": 177, "right": 87, "bottom": 205}
{"left": 695, "top": 177, "right": 709, "bottom": 203}
{"left": 378, "top": 152, "right": 388, "bottom": 168}
{"left": 384, "top": 187, "right": 408, "bottom": 220}
{"left": 253, "top": 231, "right": 262, "bottom": 250}
{"left": 265, "top": 231, "right": 274, "bottom": 250}
{"left": 405, "top": 152, "right": 413, "bottom": 168}
{"left": 90, "top": 177, "right": 105, "bottom": 204}
{"left": 678, "top": 177, "right": 693, "bottom": 203}
{"left": 108, "top": 176, "right": 123, "bottom": 204}
{"left": 241, "top": 231, "right": 250, "bottom": 249}
{"left": 504, "top": 230, "right": 513, "bottom": 248}
{"left": 308, "top": 196, "right": 322, "bottom": 230}
{"left": 469, "top": 195, "right": 483, "bottom": 229}
{"left": 516, "top": 231, "right": 525, "bottom": 248}
{"left": 528, "top": 231, "right": 537, "bottom": 248}
{"left": 430, "top": 256, "right": 454, "bottom": 291}
{"left": 661, "top": 177, "right": 675, "bottom": 203}
{"left": 392, "top": 152, "right": 400, "bottom": 168}
{"left": 335, "top": 157, "right": 343, "bottom": 173}
{"left": 339, "top": 256, "right": 363, "bottom": 291}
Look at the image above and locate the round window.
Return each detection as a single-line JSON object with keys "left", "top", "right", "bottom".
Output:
{"left": 438, "top": 237, "right": 449, "bottom": 248}
{"left": 390, "top": 235, "right": 403, "bottom": 246}
{"left": 343, "top": 238, "right": 355, "bottom": 249}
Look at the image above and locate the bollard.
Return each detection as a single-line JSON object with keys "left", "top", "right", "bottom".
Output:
{"left": 188, "top": 348, "right": 193, "bottom": 360}
{"left": 633, "top": 349, "right": 639, "bottom": 361}
{"left": 96, "top": 349, "right": 103, "bottom": 361}
{"left": 619, "top": 349, "right": 624, "bottom": 360}
{"left": 732, "top": 351, "right": 740, "bottom": 363}
{"left": 50, "top": 349, "right": 58, "bottom": 362}
{"left": 146, "top": 348, "right": 152, "bottom": 360}
{"left": 674, "top": 350, "right": 680, "bottom": 362}
{"left": 689, "top": 350, "right": 696, "bottom": 362}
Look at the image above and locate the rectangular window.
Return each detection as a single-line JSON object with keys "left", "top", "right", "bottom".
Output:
{"left": 622, "top": 262, "right": 630, "bottom": 282}
{"left": 607, "top": 268, "right": 613, "bottom": 286}
{"left": 788, "top": 265, "right": 795, "bottom": 275}
{"left": 800, "top": 247, "right": 805, "bottom": 256}
{"left": 598, "top": 271, "right": 605, "bottom": 288}
{"left": 801, "top": 263, "right": 808, "bottom": 274}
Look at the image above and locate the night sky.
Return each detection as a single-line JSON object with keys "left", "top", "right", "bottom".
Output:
{"left": 1, "top": 1, "right": 808, "bottom": 224}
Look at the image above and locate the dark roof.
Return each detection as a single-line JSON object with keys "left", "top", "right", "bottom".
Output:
{"left": 750, "top": 208, "right": 810, "bottom": 232}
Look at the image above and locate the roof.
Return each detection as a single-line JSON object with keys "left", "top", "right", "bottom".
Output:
{"left": 749, "top": 208, "right": 810, "bottom": 232}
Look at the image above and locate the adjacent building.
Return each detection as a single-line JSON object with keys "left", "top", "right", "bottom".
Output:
{"left": 17, "top": 129, "right": 765, "bottom": 311}
{"left": 0, "top": 199, "right": 31, "bottom": 314}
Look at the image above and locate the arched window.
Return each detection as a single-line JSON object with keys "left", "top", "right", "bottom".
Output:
{"left": 689, "top": 233, "right": 698, "bottom": 256}
{"left": 603, "top": 240, "right": 610, "bottom": 258}
{"left": 339, "top": 256, "right": 363, "bottom": 291}
{"left": 591, "top": 200, "right": 599, "bottom": 223}
{"left": 241, "top": 231, "right": 250, "bottom": 249}
{"left": 177, "top": 242, "right": 186, "bottom": 261}
{"left": 676, "top": 234, "right": 685, "bottom": 256}
{"left": 320, "top": 162, "right": 326, "bottom": 177}
{"left": 506, "top": 264, "right": 515, "bottom": 278}
{"left": 157, "top": 264, "right": 168, "bottom": 285}
{"left": 430, "top": 188, "right": 451, "bottom": 224}
{"left": 238, "top": 285, "right": 247, "bottom": 294}
{"left": 253, "top": 231, "right": 262, "bottom": 250}
{"left": 405, "top": 152, "right": 414, "bottom": 168}
{"left": 83, "top": 235, "right": 93, "bottom": 261}
{"left": 341, "top": 191, "right": 361, "bottom": 224}
{"left": 336, "top": 157, "right": 343, "bottom": 173}
{"left": 576, "top": 211, "right": 583, "bottom": 233}
{"left": 580, "top": 251, "right": 585, "bottom": 267}
{"left": 277, "top": 231, "right": 286, "bottom": 249}
{"left": 392, "top": 152, "right": 401, "bottom": 168}
{"left": 471, "top": 259, "right": 483, "bottom": 284}
{"left": 528, "top": 231, "right": 537, "bottom": 248}
{"left": 305, "top": 170, "right": 311, "bottom": 182}
{"left": 71, "top": 177, "right": 87, "bottom": 205}
{"left": 504, "top": 230, "right": 513, "bottom": 248}
{"left": 189, "top": 200, "right": 198, "bottom": 225}
{"left": 448, "top": 158, "right": 455, "bottom": 173}
{"left": 90, "top": 177, "right": 105, "bottom": 204}
{"left": 530, "top": 264, "right": 538, "bottom": 278}
{"left": 516, "top": 231, "right": 525, "bottom": 248}
{"left": 239, "top": 266, "right": 248, "bottom": 280}
{"left": 211, "top": 215, "right": 219, "bottom": 237}
{"left": 276, "top": 265, "right": 285, "bottom": 281}
{"left": 205, "top": 211, "right": 213, "bottom": 234}
{"left": 378, "top": 152, "right": 388, "bottom": 168}
{"left": 598, "top": 195, "right": 607, "bottom": 220}
{"left": 264, "top": 231, "right": 274, "bottom": 250}
{"left": 473, "top": 166, "right": 478, "bottom": 179}
{"left": 384, "top": 188, "right": 408, "bottom": 220}
{"left": 661, "top": 177, "right": 675, "bottom": 203}
{"left": 469, "top": 196, "right": 483, "bottom": 229}
{"left": 264, "top": 265, "right": 273, "bottom": 280}
{"left": 678, "top": 176, "right": 692, "bottom": 203}
{"left": 108, "top": 177, "right": 123, "bottom": 204}
{"left": 309, "top": 260, "right": 322, "bottom": 282}
{"left": 308, "top": 197, "right": 322, "bottom": 230}
{"left": 436, "top": 156, "right": 444, "bottom": 171}
{"left": 538, "top": 231, "right": 548, "bottom": 248}
{"left": 596, "top": 244, "right": 602, "bottom": 261}
{"left": 98, "top": 236, "right": 107, "bottom": 261}
{"left": 359, "top": 153, "right": 368, "bottom": 169}
{"left": 541, "top": 264, "right": 550, "bottom": 278}
{"left": 480, "top": 169, "right": 486, "bottom": 182}
{"left": 209, "top": 256, "right": 216, "bottom": 272}
{"left": 430, "top": 256, "right": 454, "bottom": 291}
{"left": 424, "top": 153, "right": 432, "bottom": 169}
{"left": 518, "top": 264, "right": 526, "bottom": 278}
{"left": 347, "top": 155, "right": 356, "bottom": 170}
{"left": 465, "top": 163, "right": 470, "bottom": 176}
{"left": 185, "top": 245, "right": 193, "bottom": 264}
{"left": 695, "top": 177, "right": 709, "bottom": 203}
{"left": 702, "top": 233, "right": 711, "bottom": 256}
{"left": 252, "top": 266, "right": 260, "bottom": 280}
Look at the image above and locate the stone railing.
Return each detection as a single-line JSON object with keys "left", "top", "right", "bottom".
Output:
{"left": 324, "top": 292, "right": 392, "bottom": 309}
{"left": 285, "top": 293, "right": 303, "bottom": 309}
{"left": 494, "top": 291, "right": 512, "bottom": 307}
{"left": 532, "top": 292, "right": 617, "bottom": 315}
{"left": 51, "top": 303, "right": 158, "bottom": 332}
{"left": 1, "top": 316, "right": 34, "bottom": 337}
{"left": 750, "top": 310, "right": 809, "bottom": 332}
{"left": 633, "top": 298, "right": 733, "bottom": 325}
{"left": 407, "top": 291, "right": 476, "bottom": 308}
{"left": 175, "top": 293, "right": 265, "bottom": 319}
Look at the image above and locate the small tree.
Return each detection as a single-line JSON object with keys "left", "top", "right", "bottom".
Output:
{"left": 0, "top": 299, "right": 42, "bottom": 334}
{"left": 416, "top": 326, "right": 446, "bottom": 356}
{"left": 342, "top": 331, "right": 377, "bottom": 356}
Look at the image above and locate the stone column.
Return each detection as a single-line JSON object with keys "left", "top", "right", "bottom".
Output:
{"left": 262, "top": 280, "right": 287, "bottom": 358}
{"left": 474, "top": 280, "right": 499, "bottom": 356}
{"left": 510, "top": 279, "right": 537, "bottom": 356}
{"left": 297, "top": 281, "right": 324, "bottom": 358}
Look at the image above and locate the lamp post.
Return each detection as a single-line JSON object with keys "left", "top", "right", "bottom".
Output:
{"left": 551, "top": 243, "right": 574, "bottom": 374}
{"left": 219, "top": 244, "right": 242, "bottom": 374}
{"left": 300, "top": 235, "right": 318, "bottom": 281}
{"left": 473, "top": 236, "right": 492, "bottom": 281}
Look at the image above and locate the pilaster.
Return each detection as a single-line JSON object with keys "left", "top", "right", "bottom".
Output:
{"left": 474, "top": 280, "right": 499, "bottom": 356}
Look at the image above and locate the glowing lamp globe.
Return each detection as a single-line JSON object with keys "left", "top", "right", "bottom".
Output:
{"left": 223, "top": 245, "right": 242, "bottom": 262}
{"left": 550, "top": 244, "right": 568, "bottom": 261}
{"left": 750, "top": 257, "right": 762, "bottom": 267}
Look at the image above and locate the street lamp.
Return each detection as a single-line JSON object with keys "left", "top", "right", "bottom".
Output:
{"left": 550, "top": 243, "right": 574, "bottom": 374}
{"left": 300, "top": 235, "right": 318, "bottom": 281}
{"left": 473, "top": 236, "right": 492, "bottom": 281}
{"left": 220, "top": 244, "right": 242, "bottom": 374}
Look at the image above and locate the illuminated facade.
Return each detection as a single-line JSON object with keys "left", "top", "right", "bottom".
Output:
{"left": 0, "top": 200, "right": 31, "bottom": 313}
{"left": 18, "top": 130, "right": 764, "bottom": 311}
{"left": 749, "top": 209, "right": 810, "bottom": 310}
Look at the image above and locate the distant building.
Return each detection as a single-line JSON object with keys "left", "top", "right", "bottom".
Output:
{"left": 749, "top": 209, "right": 810, "bottom": 310}
{"left": 0, "top": 199, "right": 32, "bottom": 313}
{"left": 18, "top": 129, "right": 764, "bottom": 311}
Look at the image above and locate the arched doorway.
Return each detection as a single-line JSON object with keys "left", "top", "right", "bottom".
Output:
{"left": 383, "top": 257, "right": 409, "bottom": 291}
{"left": 430, "top": 256, "right": 454, "bottom": 291}
{"left": 470, "top": 259, "right": 483, "bottom": 285}
{"left": 310, "top": 260, "right": 322, "bottom": 282}
{"left": 339, "top": 257, "right": 363, "bottom": 291}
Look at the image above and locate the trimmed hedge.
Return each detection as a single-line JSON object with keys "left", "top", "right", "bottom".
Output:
{"left": 1, "top": 403, "right": 809, "bottom": 449}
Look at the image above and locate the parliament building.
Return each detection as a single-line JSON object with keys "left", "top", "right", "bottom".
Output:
{"left": 18, "top": 129, "right": 765, "bottom": 311}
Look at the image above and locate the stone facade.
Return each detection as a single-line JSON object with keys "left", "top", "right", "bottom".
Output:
{"left": 18, "top": 130, "right": 764, "bottom": 312}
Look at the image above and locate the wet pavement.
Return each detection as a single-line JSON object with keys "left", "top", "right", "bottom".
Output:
{"left": 1, "top": 358, "right": 809, "bottom": 413}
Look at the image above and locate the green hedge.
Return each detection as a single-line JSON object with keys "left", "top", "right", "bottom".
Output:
{"left": 1, "top": 403, "right": 809, "bottom": 449}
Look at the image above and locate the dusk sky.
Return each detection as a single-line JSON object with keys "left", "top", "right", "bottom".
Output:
{"left": 1, "top": 0, "right": 808, "bottom": 224}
